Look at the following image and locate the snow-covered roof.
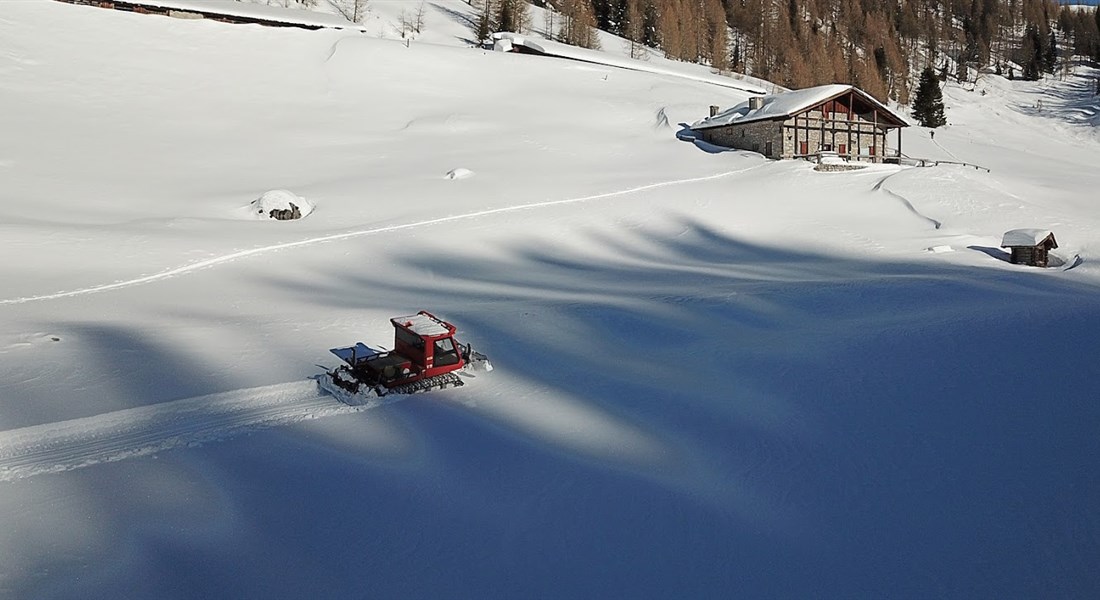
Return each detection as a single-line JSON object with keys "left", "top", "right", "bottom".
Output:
{"left": 107, "top": 0, "right": 368, "bottom": 31}
{"left": 692, "top": 84, "right": 907, "bottom": 129}
{"left": 393, "top": 313, "right": 454, "bottom": 337}
{"left": 1001, "top": 228, "right": 1057, "bottom": 247}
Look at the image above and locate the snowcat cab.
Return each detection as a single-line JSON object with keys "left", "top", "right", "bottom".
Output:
{"left": 317, "top": 311, "right": 492, "bottom": 405}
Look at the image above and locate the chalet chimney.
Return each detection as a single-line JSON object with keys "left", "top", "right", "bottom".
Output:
{"left": 748, "top": 96, "right": 764, "bottom": 110}
{"left": 709, "top": 105, "right": 719, "bottom": 117}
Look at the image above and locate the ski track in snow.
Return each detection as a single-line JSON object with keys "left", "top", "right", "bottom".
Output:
{"left": 0, "top": 381, "right": 391, "bottom": 483}
{"left": 931, "top": 137, "right": 961, "bottom": 161}
{"left": 873, "top": 171, "right": 943, "bottom": 230}
{"left": 0, "top": 168, "right": 758, "bottom": 306}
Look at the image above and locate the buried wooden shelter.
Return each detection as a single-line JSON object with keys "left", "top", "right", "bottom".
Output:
{"left": 1001, "top": 229, "right": 1058, "bottom": 267}
{"left": 691, "top": 84, "right": 908, "bottom": 162}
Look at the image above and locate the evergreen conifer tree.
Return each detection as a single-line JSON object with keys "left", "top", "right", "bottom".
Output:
{"left": 1044, "top": 28, "right": 1058, "bottom": 73}
{"left": 912, "top": 67, "right": 947, "bottom": 128}
{"left": 495, "top": 0, "right": 529, "bottom": 33}
{"left": 499, "top": 0, "right": 513, "bottom": 32}
{"left": 472, "top": 0, "right": 493, "bottom": 43}
{"left": 1021, "top": 24, "right": 1042, "bottom": 81}
{"left": 476, "top": 9, "right": 491, "bottom": 43}
{"left": 641, "top": 0, "right": 660, "bottom": 48}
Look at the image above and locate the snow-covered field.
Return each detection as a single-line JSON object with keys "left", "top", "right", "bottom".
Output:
{"left": 2, "top": 1, "right": 1099, "bottom": 597}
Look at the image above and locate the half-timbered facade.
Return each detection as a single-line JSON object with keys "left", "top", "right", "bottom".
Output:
{"left": 691, "top": 85, "right": 908, "bottom": 162}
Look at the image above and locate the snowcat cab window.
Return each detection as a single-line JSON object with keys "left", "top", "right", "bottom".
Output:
{"left": 395, "top": 327, "right": 424, "bottom": 350}
{"left": 434, "top": 338, "right": 459, "bottom": 367}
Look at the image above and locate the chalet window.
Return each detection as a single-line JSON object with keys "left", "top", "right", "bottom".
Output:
{"left": 838, "top": 144, "right": 846, "bottom": 155}
{"left": 765, "top": 141, "right": 772, "bottom": 156}
{"left": 741, "top": 130, "right": 746, "bottom": 138}
{"left": 799, "top": 141, "right": 808, "bottom": 155}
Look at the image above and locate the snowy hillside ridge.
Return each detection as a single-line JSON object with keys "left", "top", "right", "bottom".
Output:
{"left": 155, "top": 0, "right": 777, "bottom": 93}
{"left": 64, "top": 0, "right": 369, "bottom": 29}
{"left": 1, "top": 1, "right": 1099, "bottom": 598}
{"left": 491, "top": 32, "right": 767, "bottom": 94}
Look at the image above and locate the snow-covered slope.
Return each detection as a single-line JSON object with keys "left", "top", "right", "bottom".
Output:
{"left": 1, "top": 1, "right": 1098, "bottom": 598}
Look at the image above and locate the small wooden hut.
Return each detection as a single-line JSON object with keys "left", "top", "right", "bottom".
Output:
{"left": 1001, "top": 229, "right": 1058, "bottom": 267}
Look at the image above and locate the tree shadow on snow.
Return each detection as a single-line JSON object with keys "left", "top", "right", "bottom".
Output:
{"left": 0, "top": 322, "right": 231, "bottom": 429}
{"left": 16, "top": 221, "right": 1100, "bottom": 599}
{"left": 1010, "top": 70, "right": 1100, "bottom": 127}
{"left": 675, "top": 122, "right": 741, "bottom": 155}
{"left": 251, "top": 217, "right": 1100, "bottom": 596}
{"left": 968, "top": 244, "right": 1011, "bottom": 262}
{"left": 428, "top": 2, "right": 481, "bottom": 46}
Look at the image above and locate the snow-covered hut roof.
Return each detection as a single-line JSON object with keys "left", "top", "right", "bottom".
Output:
{"left": 1001, "top": 228, "right": 1057, "bottom": 248}
{"left": 692, "top": 84, "right": 908, "bottom": 130}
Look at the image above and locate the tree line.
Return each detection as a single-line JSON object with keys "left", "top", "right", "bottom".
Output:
{"left": 474, "top": 0, "right": 1100, "bottom": 102}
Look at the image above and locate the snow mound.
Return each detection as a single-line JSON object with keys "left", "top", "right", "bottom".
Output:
{"left": 445, "top": 168, "right": 475, "bottom": 180}
{"left": 248, "top": 189, "right": 314, "bottom": 220}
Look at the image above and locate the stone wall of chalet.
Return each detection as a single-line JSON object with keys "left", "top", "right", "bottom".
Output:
{"left": 696, "top": 120, "right": 783, "bottom": 159}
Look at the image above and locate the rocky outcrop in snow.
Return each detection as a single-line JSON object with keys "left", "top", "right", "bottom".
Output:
{"left": 250, "top": 189, "right": 314, "bottom": 220}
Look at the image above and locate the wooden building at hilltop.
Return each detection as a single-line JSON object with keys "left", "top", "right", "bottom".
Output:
{"left": 691, "top": 84, "right": 908, "bottom": 162}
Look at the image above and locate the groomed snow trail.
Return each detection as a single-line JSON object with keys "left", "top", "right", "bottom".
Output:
{"left": 0, "top": 167, "right": 760, "bottom": 306}
{"left": 873, "top": 171, "right": 942, "bottom": 229}
{"left": 0, "top": 382, "right": 387, "bottom": 482}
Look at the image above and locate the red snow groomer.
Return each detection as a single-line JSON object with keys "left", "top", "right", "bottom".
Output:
{"left": 317, "top": 311, "right": 492, "bottom": 405}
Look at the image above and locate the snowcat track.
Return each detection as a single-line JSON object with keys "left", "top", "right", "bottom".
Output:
{"left": 388, "top": 372, "right": 464, "bottom": 395}
{"left": 0, "top": 381, "right": 357, "bottom": 482}
{"left": 316, "top": 370, "right": 467, "bottom": 406}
